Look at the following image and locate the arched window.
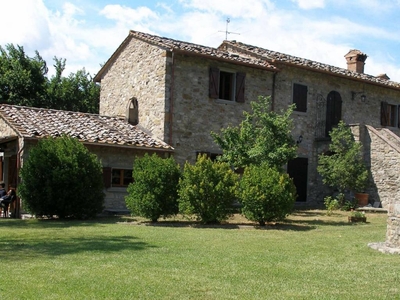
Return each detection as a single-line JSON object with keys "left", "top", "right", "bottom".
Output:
{"left": 126, "top": 97, "right": 138, "bottom": 125}
{"left": 325, "top": 91, "right": 342, "bottom": 137}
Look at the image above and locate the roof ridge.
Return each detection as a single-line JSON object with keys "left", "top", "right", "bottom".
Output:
{"left": 221, "top": 40, "right": 400, "bottom": 88}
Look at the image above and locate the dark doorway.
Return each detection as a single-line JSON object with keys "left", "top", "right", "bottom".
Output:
{"left": 287, "top": 157, "right": 308, "bottom": 202}
{"left": 325, "top": 91, "right": 342, "bottom": 137}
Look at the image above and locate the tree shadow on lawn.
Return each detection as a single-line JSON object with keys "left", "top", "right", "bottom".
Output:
{"left": 0, "top": 234, "right": 154, "bottom": 261}
{"left": 0, "top": 216, "right": 121, "bottom": 229}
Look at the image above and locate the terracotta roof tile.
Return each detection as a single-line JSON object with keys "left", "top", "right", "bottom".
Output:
{"left": 220, "top": 41, "right": 400, "bottom": 89}
{"left": 129, "top": 30, "right": 277, "bottom": 70}
{"left": 0, "top": 105, "right": 173, "bottom": 151}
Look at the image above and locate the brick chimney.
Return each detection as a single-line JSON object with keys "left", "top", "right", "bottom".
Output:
{"left": 344, "top": 49, "right": 367, "bottom": 73}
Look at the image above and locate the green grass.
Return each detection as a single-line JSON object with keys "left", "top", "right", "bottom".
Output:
{"left": 0, "top": 210, "right": 398, "bottom": 300}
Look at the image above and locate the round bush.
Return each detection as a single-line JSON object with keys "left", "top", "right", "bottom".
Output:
{"left": 238, "top": 164, "right": 296, "bottom": 225}
{"left": 125, "top": 154, "right": 181, "bottom": 222}
{"left": 178, "top": 154, "right": 239, "bottom": 224}
{"left": 19, "top": 135, "right": 104, "bottom": 218}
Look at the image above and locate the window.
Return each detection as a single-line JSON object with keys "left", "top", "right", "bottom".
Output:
{"left": 112, "top": 169, "right": 133, "bottom": 187}
{"left": 126, "top": 97, "right": 138, "bottom": 125}
{"left": 209, "top": 67, "right": 245, "bottom": 102}
{"left": 381, "top": 101, "right": 400, "bottom": 127}
{"left": 293, "top": 83, "right": 307, "bottom": 112}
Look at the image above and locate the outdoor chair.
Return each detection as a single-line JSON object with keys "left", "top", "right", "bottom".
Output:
{"left": 1, "top": 195, "right": 16, "bottom": 218}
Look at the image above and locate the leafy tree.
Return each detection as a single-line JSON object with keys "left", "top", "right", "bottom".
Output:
{"left": 47, "top": 57, "right": 100, "bottom": 113}
{"left": 0, "top": 44, "right": 48, "bottom": 106}
{"left": 238, "top": 163, "right": 297, "bottom": 226}
{"left": 211, "top": 95, "right": 297, "bottom": 170}
{"left": 125, "top": 153, "right": 181, "bottom": 222}
{"left": 317, "top": 121, "right": 369, "bottom": 195}
{"left": 178, "top": 154, "right": 239, "bottom": 224}
{"left": 18, "top": 135, "right": 104, "bottom": 218}
{"left": 0, "top": 44, "right": 100, "bottom": 113}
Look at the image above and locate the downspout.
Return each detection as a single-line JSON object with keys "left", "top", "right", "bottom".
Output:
{"left": 16, "top": 138, "right": 24, "bottom": 182}
{"left": 168, "top": 51, "right": 175, "bottom": 149}
{"left": 271, "top": 71, "right": 277, "bottom": 111}
{"left": 16, "top": 138, "right": 24, "bottom": 218}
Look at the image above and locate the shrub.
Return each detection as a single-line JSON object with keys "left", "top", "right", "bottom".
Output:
{"left": 19, "top": 135, "right": 104, "bottom": 218}
{"left": 178, "top": 154, "right": 239, "bottom": 224}
{"left": 238, "top": 164, "right": 296, "bottom": 226}
{"left": 324, "top": 196, "right": 340, "bottom": 216}
{"left": 125, "top": 154, "right": 181, "bottom": 222}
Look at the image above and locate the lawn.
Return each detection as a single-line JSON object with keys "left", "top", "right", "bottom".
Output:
{"left": 0, "top": 210, "right": 398, "bottom": 300}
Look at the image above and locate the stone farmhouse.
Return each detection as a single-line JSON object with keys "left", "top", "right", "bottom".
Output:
{"left": 1, "top": 30, "right": 400, "bottom": 219}
{"left": 94, "top": 30, "right": 400, "bottom": 210}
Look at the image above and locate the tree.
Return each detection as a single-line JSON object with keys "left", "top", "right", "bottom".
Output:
{"left": 178, "top": 154, "right": 239, "bottom": 224}
{"left": 0, "top": 44, "right": 100, "bottom": 113}
{"left": 0, "top": 44, "right": 48, "bottom": 107}
{"left": 211, "top": 96, "right": 297, "bottom": 170}
{"left": 238, "top": 163, "right": 297, "bottom": 226}
{"left": 47, "top": 58, "right": 100, "bottom": 113}
{"left": 18, "top": 135, "right": 104, "bottom": 218}
{"left": 317, "top": 121, "right": 369, "bottom": 195}
{"left": 125, "top": 154, "right": 181, "bottom": 222}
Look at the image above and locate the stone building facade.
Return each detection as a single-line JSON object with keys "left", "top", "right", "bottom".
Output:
{"left": 95, "top": 30, "right": 400, "bottom": 210}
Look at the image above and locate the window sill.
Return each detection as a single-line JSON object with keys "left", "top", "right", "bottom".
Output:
{"left": 215, "top": 99, "right": 239, "bottom": 105}
{"left": 293, "top": 111, "right": 307, "bottom": 116}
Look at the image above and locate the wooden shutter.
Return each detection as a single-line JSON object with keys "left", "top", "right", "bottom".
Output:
{"left": 209, "top": 67, "right": 219, "bottom": 99}
{"left": 398, "top": 105, "right": 400, "bottom": 128}
{"left": 293, "top": 83, "right": 307, "bottom": 112}
{"left": 103, "top": 167, "right": 111, "bottom": 189}
{"left": 381, "top": 102, "right": 388, "bottom": 126}
{"left": 235, "top": 72, "right": 246, "bottom": 103}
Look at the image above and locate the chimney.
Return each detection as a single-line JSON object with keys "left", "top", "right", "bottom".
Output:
{"left": 344, "top": 49, "right": 367, "bottom": 73}
{"left": 376, "top": 73, "right": 390, "bottom": 81}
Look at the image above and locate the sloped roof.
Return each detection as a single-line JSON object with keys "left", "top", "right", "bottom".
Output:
{"left": 0, "top": 105, "right": 173, "bottom": 151}
{"left": 94, "top": 30, "right": 277, "bottom": 82}
{"left": 220, "top": 40, "right": 400, "bottom": 89}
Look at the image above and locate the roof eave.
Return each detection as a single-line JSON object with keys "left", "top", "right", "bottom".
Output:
{"left": 172, "top": 48, "right": 278, "bottom": 72}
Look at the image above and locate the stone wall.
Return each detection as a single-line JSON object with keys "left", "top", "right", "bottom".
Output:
{"left": 365, "top": 126, "right": 400, "bottom": 209}
{"left": 98, "top": 37, "right": 168, "bottom": 141}
{"left": 272, "top": 64, "right": 400, "bottom": 206}
{"left": 87, "top": 144, "right": 170, "bottom": 210}
{"left": 169, "top": 54, "right": 274, "bottom": 164}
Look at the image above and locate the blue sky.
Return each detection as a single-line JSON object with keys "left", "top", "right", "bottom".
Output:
{"left": 1, "top": 0, "right": 400, "bottom": 81}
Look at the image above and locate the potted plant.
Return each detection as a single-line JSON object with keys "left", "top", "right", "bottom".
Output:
{"left": 348, "top": 211, "right": 366, "bottom": 223}
{"left": 318, "top": 121, "right": 369, "bottom": 207}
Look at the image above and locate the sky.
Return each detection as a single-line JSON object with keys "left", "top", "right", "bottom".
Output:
{"left": 1, "top": 0, "right": 400, "bottom": 82}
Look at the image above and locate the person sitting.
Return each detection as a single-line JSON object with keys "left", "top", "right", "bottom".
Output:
{"left": 0, "top": 187, "right": 16, "bottom": 217}
{"left": 0, "top": 182, "right": 7, "bottom": 198}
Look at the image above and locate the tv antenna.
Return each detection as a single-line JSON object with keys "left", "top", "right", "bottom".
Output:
{"left": 219, "top": 18, "right": 240, "bottom": 40}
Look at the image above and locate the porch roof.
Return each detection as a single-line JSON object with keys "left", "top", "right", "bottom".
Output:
{"left": 0, "top": 105, "right": 173, "bottom": 151}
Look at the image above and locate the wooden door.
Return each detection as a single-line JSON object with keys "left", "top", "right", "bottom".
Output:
{"left": 287, "top": 157, "right": 308, "bottom": 202}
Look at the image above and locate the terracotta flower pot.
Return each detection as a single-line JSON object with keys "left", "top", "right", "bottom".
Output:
{"left": 355, "top": 193, "right": 369, "bottom": 207}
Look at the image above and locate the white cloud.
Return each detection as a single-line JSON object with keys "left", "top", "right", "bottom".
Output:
{"left": 0, "top": 0, "right": 51, "bottom": 49}
{"left": 292, "top": 0, "right": 325, "bottom": 9}
{"left": 179, "top": 0, "right": 275, "bottom": 18}
{"left": 100, "top": 5, "right": 159, "bottom": 24}
{"left": 1, "top": 0, "right": 399, "bottom": 82}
